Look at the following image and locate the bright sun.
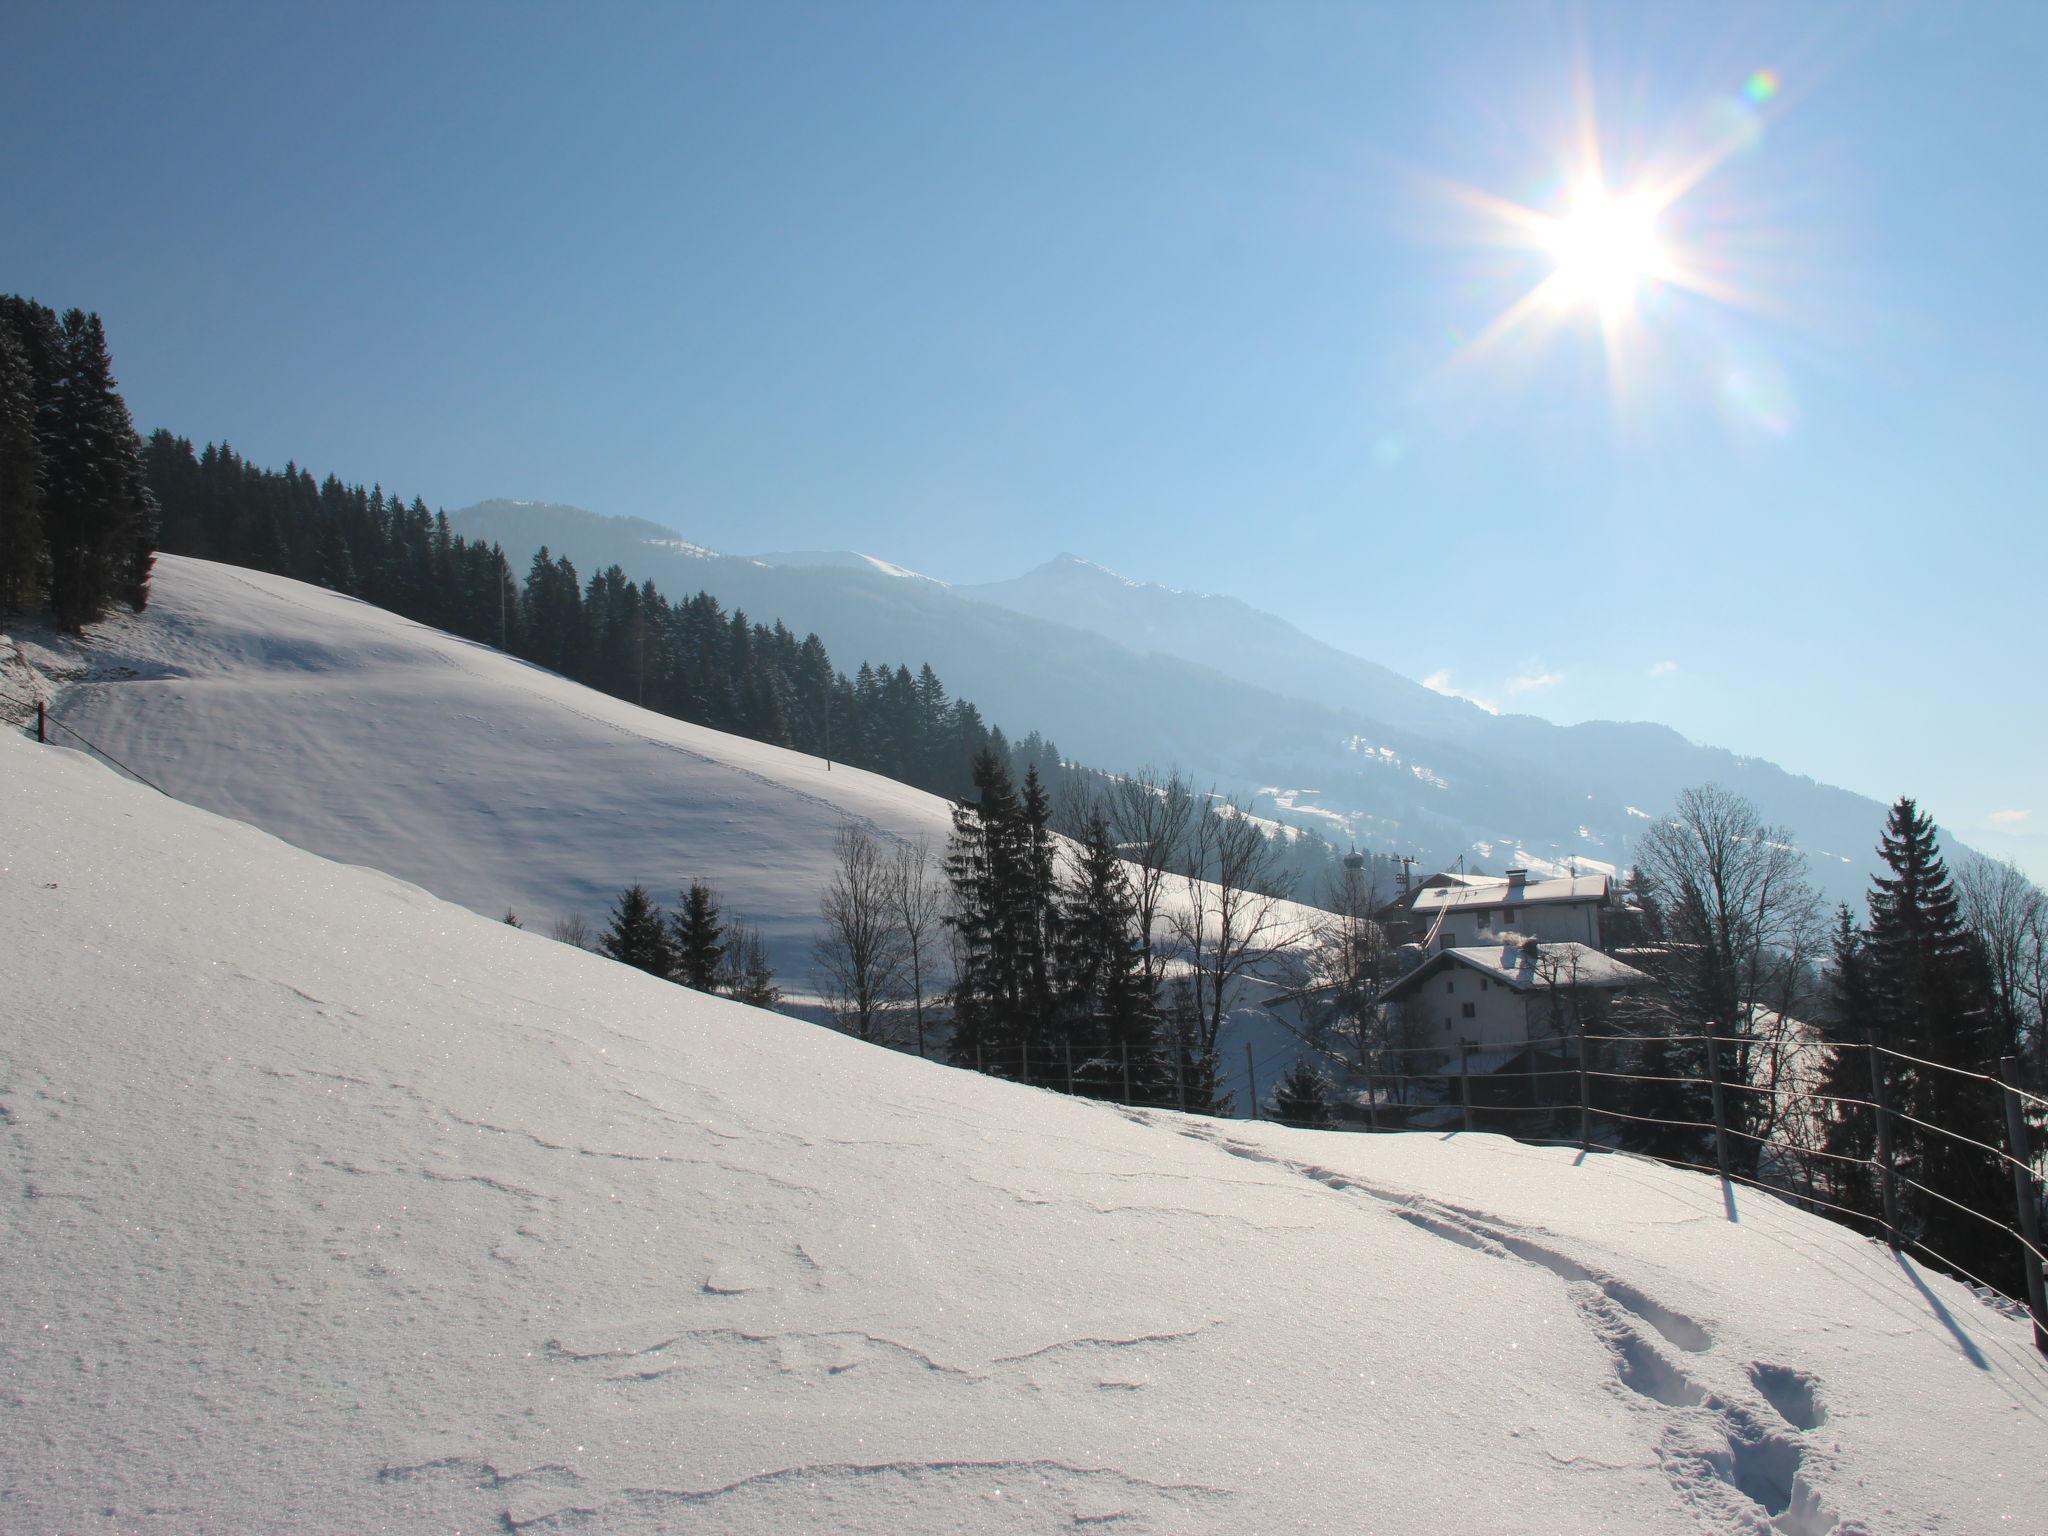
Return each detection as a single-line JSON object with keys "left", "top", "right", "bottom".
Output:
{"left": 1541, "top": 184, "right": 1666, "bottom": 311}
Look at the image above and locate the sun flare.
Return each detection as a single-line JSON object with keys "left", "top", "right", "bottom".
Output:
{"left": 1539, "top": 184, "right": 1666, "bottom": 312}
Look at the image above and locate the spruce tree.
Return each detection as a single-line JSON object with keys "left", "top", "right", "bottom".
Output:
{"left": 1862, "top": 798, "right": 2012, "bottom": 1289}
{"left": 44, "top": 310, "right": 153, "bottom": 627}
{"left": 1815, "top": 904, "right": 1879, "bottom": 1219}
{"left": 0, "top": 315, "right": 43, "bottom": 616}
{"left": 1055, "top": 811, "right": 1163, "bottom": 1102}
{"left": 1273, "top": 1059, "right": 1335, "bottom": 1129}
{"left": 946, "top": 750, "right": 1025, "bottom": 1075}
{"left": 672, "top": 880, "right": 726, "bottom": 992}
{"left": 599, "top": 884, "right": 676, "bottom": 978}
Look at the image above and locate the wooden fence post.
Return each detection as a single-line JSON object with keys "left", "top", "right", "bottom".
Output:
{"left": 1707, "top": 1033, "right": 1731, "bottom": 1183}
{"left": 37, "top": 699, "right": 47, "bottom": 743}
{"left": 1870, "top": 1044, "right": 1901, "bottom": 1249}
{"left": 1458, "top": 1041, "right": 1473, "bottom": 1135}
{"left": 1999, "top": 1056, "right": 2048, "bottom": 1355}
{"left": 1245, "top": 1042, "right": 1259, "bottom": 1120}
{"left": 1120, "top": 1039, "right": 1132, "bottom": 1105}
{"left": 1065, "top": 1039, "right": 1074, "bottom": 1097}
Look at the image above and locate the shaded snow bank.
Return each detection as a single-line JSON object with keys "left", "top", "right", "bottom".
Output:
{"left": 4, "top": 732, "right": 2047, "bottom": 1531}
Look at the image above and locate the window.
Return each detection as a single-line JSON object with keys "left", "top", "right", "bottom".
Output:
{"left": 1461, "top": 1002, "right": 1477, "bottom": 1019}
{"left": 1445, "top": 980, "right": 1455, "bottom": 994}
{"left": 1480, "top": 979, "right": 1489, "bottom": 990}
{"left": 1503, "top": 909, "right": 1517, "bottom": 927}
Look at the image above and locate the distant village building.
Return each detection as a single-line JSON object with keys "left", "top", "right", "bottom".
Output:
{"left": 1376, "top": 937, "right": 1650, "bottom": 1055}
{"left": 1411, "top": 868, "right": 1609, "bottom": 950}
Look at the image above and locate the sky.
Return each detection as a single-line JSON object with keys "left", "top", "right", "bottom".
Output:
{"left": 6, "top": 1, "right": 2044, "bottom": 876}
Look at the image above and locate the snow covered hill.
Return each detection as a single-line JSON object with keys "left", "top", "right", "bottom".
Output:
{"left": 1, "top": 556, "right": 1322, "bottom": 1112}
{"left": 5, "top": 729, "right": 2045, "bottom": 1533}
{"left": 5, "top": 555, "right": 966, "bottom": 980}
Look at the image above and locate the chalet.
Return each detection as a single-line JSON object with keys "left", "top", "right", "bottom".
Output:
{"left": 1376, "top": 937, "right": 1650, "bottom": 1055}
{"left": 1411, "top": 868, "right": 1609, "bottom": 951}
{"left": 1372, "top": 869, "right": 1495, "bottom": 946}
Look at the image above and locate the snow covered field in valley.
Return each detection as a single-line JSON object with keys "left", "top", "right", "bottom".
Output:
{"left": 5, "top": 726, "right": 2048, "bottom": 1532}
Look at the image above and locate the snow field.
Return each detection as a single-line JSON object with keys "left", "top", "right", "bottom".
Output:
{"left": 5, "top": 731, "right": 2048, "bottom": 1532}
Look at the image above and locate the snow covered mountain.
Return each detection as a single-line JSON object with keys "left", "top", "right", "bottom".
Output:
{"left": 448, "top": 502, "right": 1904, "bottom": 905}
{"left": 6, "top": 726, "right": 2044, "bottom": 1532}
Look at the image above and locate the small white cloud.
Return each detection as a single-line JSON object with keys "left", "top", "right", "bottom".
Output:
{"left": 1421, "top": 669, "right": 1498, "bottom": 715}
{"left": 1649, "top": 659, "right": 1679, "bottom": 678}
{"left": 1989, "top": 809, "right": 2031, "bottom": 828}
{"left": 1507, "top": 671, "right": 1563, "bottom": 694}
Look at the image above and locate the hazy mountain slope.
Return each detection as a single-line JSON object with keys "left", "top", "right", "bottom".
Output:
{"left": 445, "top": 501, "right": 1898, "bottom": 903}
{"left": 965, "top": 554, "right": 1894, "bottom": 882}
{"left": 966, "top": 552, "right": 1481, "bottom": 741}
{"left": 6, "top": 727, "right": 2043, "bottom": 1532}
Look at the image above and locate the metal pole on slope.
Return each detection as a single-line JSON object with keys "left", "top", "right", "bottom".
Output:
{"left": 1578, "top": 1032, "right": 1592, "bottom": 1155}
{"left": 1999, "top": 1056, "right": 2048, "bottom": 1355}
{"left": 1246, "top": 1042, "right": 1259, "bottom": 1120}
{"left": 37, "top": 699, "right": 46, "bottom": 743}
{"left": 1458, "top": 1041, "right": 1472, "bottom": 1135}
{"left": 1065, "top": 1039, "right": 1074, "bottom": 1097}
{"left": 1121, "top": 1039, "right": 1132, "bottom": 1105}
{"left": 1871, "top": 1044, "right": 1901, "bottom": 1249}
{"left": 1708, "top": 1032, "right": 1731, "bottom": 1184}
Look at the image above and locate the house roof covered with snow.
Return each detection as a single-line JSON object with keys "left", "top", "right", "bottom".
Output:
{"left": 1412, "top": 872, "right": 1610, "bottom": 913}
{"left": 1378, "top": 940, "right": 1650, "bottom": 1003}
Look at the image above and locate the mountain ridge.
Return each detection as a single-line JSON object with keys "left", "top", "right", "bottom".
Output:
{"left": 445, "top": 498, "right": 1911, "bottom": 904}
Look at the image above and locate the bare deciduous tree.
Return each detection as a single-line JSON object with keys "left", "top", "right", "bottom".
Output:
{"left": 1172, "top": 793, "right": 1298, "bottom": 1062}
{"left": 888, "top": 833, "right": 948, "bottom": 1057}
{"left": 1105, "top": 766, "right": 1195, "bottom": 994}
{"left": 1633, "top": 784, "right": 1825, "bottom": 1165}
{"left": 814, "top": 823, "right": 909, "bottom": 1044}
{"left": 1955, "top": 851, "right": 2048, "bottom": 1071}
{"left": 548, "top": 911, "right": 594, "bottom": 950}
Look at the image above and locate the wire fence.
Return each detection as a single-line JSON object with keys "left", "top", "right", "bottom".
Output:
{"left": 2, "top": 682, "right": 173, "bottom": 795}
{"left": 940, "top": 1023, "right": 2048, "bottom": 1355}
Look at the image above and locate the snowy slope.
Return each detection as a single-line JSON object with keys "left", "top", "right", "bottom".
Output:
{"left": 3, "top": 557, "right": 979, "bottom": 977}
{"left": 5, "top": 730, "right": 2046, "bottom": 1533}
{"left": 4, "top": 557, "right": 1320, "bottom": 1108}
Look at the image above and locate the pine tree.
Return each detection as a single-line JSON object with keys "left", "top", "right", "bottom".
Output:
{"left": 1862, "top": 798, "right": 2012, "bottom": 1289}
{"left": 43, "top": 310, "right": 154, "bottom": 627}
{"left": 599, "top": 884, "right": 676, "bottom": 978}
{"left": 0, "top": 314, "right": 43, "bottom": 616}
{"left": 672, "top": 880, "right": 726, "bottom": 992}
{"left": 1055, "top": 811, "right": 1162, "bottom": 1101}
{"left": 1814, "top": 904, "right": 1879, "bottom": 1219}
{"left": 1273, "top": 1059, "right": 1335, "bottom": 1129}
{"left": 946, "top": 750, "right": 1025, "bottom": 1075}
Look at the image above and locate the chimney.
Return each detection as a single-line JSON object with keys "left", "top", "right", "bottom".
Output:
{"left": 1505, "top": 868, "right": 1529, "bottom": 888}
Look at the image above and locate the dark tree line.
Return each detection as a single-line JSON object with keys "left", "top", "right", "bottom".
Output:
{"left": 945, "top": 750, "right": 1183, "bottom": 1107}
{"left": 144, "top": 433, "right": 1051, "bottom": 802}
{"left": 0, "top": 297, "right": 157, "bottom": 629}
{"left": 1814, "top": 797, "right": 2028, "bottom": 1297}
{"left": 597, "top": 879, "right": 780, "bottom": 1008}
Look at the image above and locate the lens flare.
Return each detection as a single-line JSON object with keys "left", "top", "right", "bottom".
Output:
{"left": 1541, "top": 184, "right": 1666, "bottom": 312}
{"left": 1744, "top": 69, "right": 1781, "bottom": 106}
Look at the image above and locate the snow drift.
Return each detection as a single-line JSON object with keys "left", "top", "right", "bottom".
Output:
{"left": 3, "top": 729, "right": 2045, "bottom": 1532}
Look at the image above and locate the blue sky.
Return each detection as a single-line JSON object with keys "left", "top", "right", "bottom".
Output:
{"left": 6, "top": 1, "right": 2043, "bottom": 875}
